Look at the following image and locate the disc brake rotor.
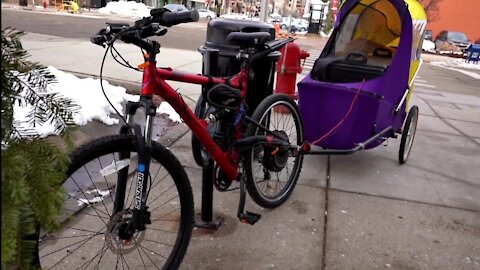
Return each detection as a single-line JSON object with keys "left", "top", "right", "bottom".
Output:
{"left": 105, "top": 209, "right": 145, "bottom": 255}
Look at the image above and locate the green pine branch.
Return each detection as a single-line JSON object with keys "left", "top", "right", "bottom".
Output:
{"left": 1, "top": 27, "right": 76, "bottom": 269}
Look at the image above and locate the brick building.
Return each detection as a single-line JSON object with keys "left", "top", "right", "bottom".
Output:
{"left": 423, "top": 0, "right": 479, "bottom": 41}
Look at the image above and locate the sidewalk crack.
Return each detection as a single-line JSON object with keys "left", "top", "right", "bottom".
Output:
{"left": 321, "top": 155, "right": 331, "bottom": 269}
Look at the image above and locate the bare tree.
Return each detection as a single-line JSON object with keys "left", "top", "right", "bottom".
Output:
{"left": 419, "top": 0, "right": 443, "bottom": 22}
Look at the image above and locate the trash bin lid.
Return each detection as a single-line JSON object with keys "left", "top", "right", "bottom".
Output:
{"left": 206, "top": 18, "right": 275, "bottom": 48}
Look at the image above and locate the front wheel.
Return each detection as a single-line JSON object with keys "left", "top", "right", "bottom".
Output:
{"left": 36, "top": 135, "right": 194, "bottom": 269}
{"left": 244, "top": 94, "right": 304, "bottom": 208}
{"left": 399, "top": 105, "right": 419, "bottom": 164}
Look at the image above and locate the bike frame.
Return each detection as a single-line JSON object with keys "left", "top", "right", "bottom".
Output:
{"left": 141, "top": 58, "right": 249, "bottom": 182}
{"left": 118, "top": 48, "right": 276, "bottom": 230}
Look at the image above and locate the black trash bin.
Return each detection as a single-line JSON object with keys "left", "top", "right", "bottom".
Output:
{"left": 191, "top": 18, "right": 282, "bottom": 166}
{"left": 198, "top": 18, "right": 281, "bottom": 116}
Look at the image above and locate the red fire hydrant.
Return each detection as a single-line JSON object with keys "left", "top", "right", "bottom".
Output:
{"left": 275, "top": 42, "right": 309, "bottom": 99}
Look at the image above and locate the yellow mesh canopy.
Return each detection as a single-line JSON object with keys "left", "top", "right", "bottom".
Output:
{"left": 334, "top": 0, "right": 402, "bottom": 57}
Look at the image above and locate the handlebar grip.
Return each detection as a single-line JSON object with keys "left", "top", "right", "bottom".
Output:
{"left": 90, "top": 34, "right": 107, "bottom": 46}
{"left": 159, "top": 10, "right": 199, "bottom": 27}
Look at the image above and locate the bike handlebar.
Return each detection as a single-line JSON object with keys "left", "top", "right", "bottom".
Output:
{"left": 156, "top": 10, "right": 199, "bottom": 27}
{"left": 90, "top": 9, "right": 199, "bottom": 48}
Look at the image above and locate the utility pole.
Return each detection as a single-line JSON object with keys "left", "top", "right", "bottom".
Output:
{"left": 259, "top": 0, "right": 268, "bottom": 22}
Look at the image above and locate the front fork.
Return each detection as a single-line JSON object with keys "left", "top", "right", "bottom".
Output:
{"left": 113, "top": 95, "right": 157, "bottom": 232}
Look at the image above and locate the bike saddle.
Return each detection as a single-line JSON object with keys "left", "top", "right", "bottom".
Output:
{"left": 227, "top": 32, "right": 272, "bottom": 47}
{"left": 205, "top": 83, "right": 242, "bottom": 109}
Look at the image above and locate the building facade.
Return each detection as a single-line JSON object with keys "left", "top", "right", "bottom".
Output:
{"left": 424, "top": 0, "right": 480, "bottom": 41}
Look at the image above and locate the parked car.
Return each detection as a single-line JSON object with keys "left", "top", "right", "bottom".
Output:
{"left": 269, "top": 13, "right": 282, "bottom": 23}
{"left": 196, "top": 8, "right": 216, "bottom": 20}
{"left": 296, "top": 19, "right": 309, "bottom": 32}
{"left": 219, "top": 13, "right": 248, "bottom": 20}
{"left": 434, "top": 30, "right": 471, "bottom": 54}
{"left": 163, "top": 4, "right": 188, "bottom": 12}
{"left": 280, "top": 17, "right": 309, "bottom": 32}
{"left": 424, "top": 29, "right": 433, "bottom": 41}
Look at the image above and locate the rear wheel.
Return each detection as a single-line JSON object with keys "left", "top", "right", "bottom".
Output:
{"left": 244, "top": 94, "right": 304, "bottom": 208}
{"left": 36, "top": 135, "right": 194, "bottom": 269}
{"left": 399, "top": 105, "right": 419, "bottom": 164}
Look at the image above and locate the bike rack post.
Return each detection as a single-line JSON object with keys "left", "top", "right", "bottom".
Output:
{"left": 194, "top": 159, "right": 224, "bottom": 230}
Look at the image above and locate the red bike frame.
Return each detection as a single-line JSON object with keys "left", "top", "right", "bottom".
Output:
{"left": 141, "top": 59, "right": 249, "bottom": 181}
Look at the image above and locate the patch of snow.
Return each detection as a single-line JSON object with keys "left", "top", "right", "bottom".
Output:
{"left": 431, "top": 59, "right": 480, "bottom": 71}
{"left": 97, "top": 0, "right": 151, "bottom": 18}
{"left": 422, "top": 40, "right": 435, "bottom": 52}
{"left": 85, "top": 189, "right": 111, "bottom": 197}
{"left": 431, "top": 60, "right": 480, "bottom": 79}
{"left": 13, "top": 66, "right": 139, "bottom": 138}
{"left": 158, "top": 102, "right": 182, "bottom": 123}
{"left": 78, "top": 196, "right": 104, "bottom": 206}
{"left": 320, "top": 29, "right": 333, "bottom": 38}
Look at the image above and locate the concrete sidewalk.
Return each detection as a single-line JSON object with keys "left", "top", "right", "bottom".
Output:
{"left": 20, "top": 32, "right": 480, "bottom": 269}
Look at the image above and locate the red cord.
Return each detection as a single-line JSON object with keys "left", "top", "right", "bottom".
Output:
{"left": 311, "top": 79, "right": 366, "bottom": 145}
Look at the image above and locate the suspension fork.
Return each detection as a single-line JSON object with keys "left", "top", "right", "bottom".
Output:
{"left": 113, "top": 95, "right": 157, "bottom": 231}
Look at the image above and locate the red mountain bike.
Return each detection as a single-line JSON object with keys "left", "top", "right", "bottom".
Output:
{"left": 35, "top": 9, "right": 304, "bottom": 269}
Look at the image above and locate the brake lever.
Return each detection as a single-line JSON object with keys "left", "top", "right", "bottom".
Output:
{"left": 139, "top": 23, "right": 168, "bottom": 38}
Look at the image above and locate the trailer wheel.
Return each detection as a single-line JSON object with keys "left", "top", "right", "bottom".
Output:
{"left": 399, "top": 105, "right": 419, "bottom": 164}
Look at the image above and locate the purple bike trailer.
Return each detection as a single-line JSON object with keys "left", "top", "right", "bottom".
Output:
{"left": 298, "top": 0, "right": 417, "bottom": 150}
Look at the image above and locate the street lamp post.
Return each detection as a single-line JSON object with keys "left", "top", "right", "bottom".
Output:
{"left": 259, "top": 0, "right": 268, "bottom": 22}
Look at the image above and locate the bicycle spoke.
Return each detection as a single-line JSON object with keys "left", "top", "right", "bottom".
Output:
{"left": 150, "top": 207, "right": 180, "bottom": 222}
{"left": 119, "top": 250, "right": 130, "bottom": 270}
{"left": 43, "top": 237, "right": 102, "bottom": 269}
{"left": 136, "top": 241, "right": 162, "bottom": 270}
{"left": 134, "top": 239, "right": 148, "bottom": 270}
{"left": 83, "top": 165, "right": 112, "bottom": 217}
{"left": 41, "top": 227, "right": 104, "bottom": 259}
{"left": 65, "top": 192, "right": 110, "bottom": 219}
{"left": 148, "top": 182, "right": 175, "bottom": 205}
{"left": 41, "top": 234, "right": 99, "bottom": 241}
{"left": 143, "top": 236, "right": 175, "bottom": 248}
{"left": 70, "top": 175, "right": 110, "bottom": 225}
{"left": 149, "top": 194, "right": 179, "bottom": 213}
{"left": 98, "top": 155, "right": 116, "bottom": 206}
{"left": 114, "top": 253, "right": 122, "bottom": 270}
{"left": 138, "top": 244, "right": 168, "bottom": 260}
{"left": 75, "top": 243, "right": 107, "bottom": 270}
{"left": 63, "top": 207, "right": 110, "bottom": 220}
{"left": 63, "top": 226, "right": 105, "bottom": 235}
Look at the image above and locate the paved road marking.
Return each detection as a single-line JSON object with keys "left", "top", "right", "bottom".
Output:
{"left": 301, "top": 49, "right": 321, "bottom": 75}
{"left": 415, "top": 82, "right": 437, "bottom": 89}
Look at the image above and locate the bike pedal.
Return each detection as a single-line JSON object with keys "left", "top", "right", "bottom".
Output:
{"left": 238, "top": 211, "right": 261, "bottom": 225}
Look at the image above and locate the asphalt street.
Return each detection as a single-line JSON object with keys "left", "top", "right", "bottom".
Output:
{"left": 3, "top": 8, "right": 479, "bottom": 98}
{"left": 1, "top": 8, "right": 206, "bottom": 51}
